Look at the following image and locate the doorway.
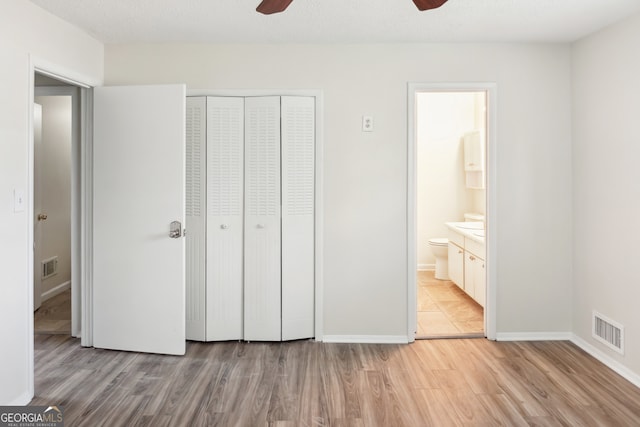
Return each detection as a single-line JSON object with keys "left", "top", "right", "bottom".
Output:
{"left": 407, "top": 83, "right": 497, "bottom": 341}
{"left": 33, "top": 73, "right": 82, "bottom": 338}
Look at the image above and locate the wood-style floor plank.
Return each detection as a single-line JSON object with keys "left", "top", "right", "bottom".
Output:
{"left": 31, "top": 336, "right": 640, "bottom": 426}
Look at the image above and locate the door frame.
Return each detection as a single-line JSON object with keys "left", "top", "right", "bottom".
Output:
{"left": 187, "top": 89, "right": 325, "bottom": 341}
{"left": 407, "top": 82, "right": 498, "bottom": 342}
{"left": 27, "top": 56, "right": 99, "bottom": 397}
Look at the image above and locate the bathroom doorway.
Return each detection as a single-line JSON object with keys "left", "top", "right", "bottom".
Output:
{"left": 407, "top": 83, "right": 497, "bottom": 341}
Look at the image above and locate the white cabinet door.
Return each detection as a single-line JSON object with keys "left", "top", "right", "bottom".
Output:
{"left": 185, "top": 97, "right": 206, "bottom": 341}
{"left": 206, "top": 96, "right": 245, "bottom": 341}
{"left": 93, "top": 84, "right": 186, "bottom": 355}
{"left": 281, "top": 96, "right": 315, "bottom": 340}
{"left": 464, "top": 251, "right": 476, "bottom": 299}
{"left": 448, "top": 242, "right": 464, "bottom": 288}
{"left": 474, "top": 258, "right": 486, "bottom": 308}
{"left": 244, "top": 96, "right": 282, "bottom": 341}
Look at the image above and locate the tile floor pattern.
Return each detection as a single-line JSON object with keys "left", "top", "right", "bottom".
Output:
{"left": 416, "top": 270, "right": 484, "bottom": 337}
{"left": 34, "top": 289, "right": 71, "bottom": 335}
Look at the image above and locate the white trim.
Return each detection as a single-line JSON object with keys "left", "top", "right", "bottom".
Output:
{"left": 323, "top": 335, "right": 410, "bottom": 344}
{"left": 80, "top": 87, "right": 93, "bottom": 346}
{"left": 188, "top": 90, "right": 325, "bottom": 342}
{"left": 187, "top": 89, "right": 324, "bottom": 97}
{"left": 41, "top": 280, "right": 71, "bottom": 302}
{"left": 571, "top": 334, "right": 640, "bottom": 389}
{"left": 6, "top": 391, "right": 33, "bottom": 406}
{"left": 417, "top": 264, "right": 435, "bottom": 271}
{"left": 495, "top": 332, "right": 572, "bottom": 341}
{"left": 407, "top": 82, "right": 498, "bottom": 343}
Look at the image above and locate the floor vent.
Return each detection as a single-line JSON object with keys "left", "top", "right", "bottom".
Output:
{"left": 42, "top": 256, "right": 58, "bottom": 279}
{"left": 592, "top": 311, "right": 624, "bottom": 354}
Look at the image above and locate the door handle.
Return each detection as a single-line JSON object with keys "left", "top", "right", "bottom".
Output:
{"left": 169, "top": 221, "right": 182, "bottom": 238}
{"left": 37, "top": 213, "right": 48, "bottom": 221}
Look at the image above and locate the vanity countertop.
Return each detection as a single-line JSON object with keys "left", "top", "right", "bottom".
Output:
{"left": 445, "top": 222, "right": 485, "bottom": 244}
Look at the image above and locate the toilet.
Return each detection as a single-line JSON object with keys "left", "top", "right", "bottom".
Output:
{"left": 428, "top": 238, "right": 449, "bottom": 280}
{"left": 428, "top": 213, "right": 484, "bottom": 280}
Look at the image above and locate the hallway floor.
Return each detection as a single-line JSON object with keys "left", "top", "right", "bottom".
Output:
{"left": 417, "top": 270, "right": 484, "bottom": 338}
{"left": 34, "top": 289, "right": 71, "bottom": 335}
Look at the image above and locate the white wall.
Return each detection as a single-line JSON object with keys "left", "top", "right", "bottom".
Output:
{"left": 0, "top": 1, "right": 102, "bottom": 405}
{"left": 34, "top": 95, "right": 72, "bottom": 296}
{"left": 572, "top": 12, "right": 640, "bottom": 378}
{"left": 416, "top": 92, "right": 483, "bottom": 270}
{"left": 104, "top": 42, "right": 573, "bottom": 338}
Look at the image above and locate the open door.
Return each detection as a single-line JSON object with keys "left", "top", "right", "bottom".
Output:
{"left": 33, "top": 103, "right": 43, "bottom": 311}
{"left": 93, "top": 84, "right": 186, "bottom": 355}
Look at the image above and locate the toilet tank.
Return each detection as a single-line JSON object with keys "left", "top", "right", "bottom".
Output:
{"left": 464, "top": 212, "right": 485, "bottom": 222}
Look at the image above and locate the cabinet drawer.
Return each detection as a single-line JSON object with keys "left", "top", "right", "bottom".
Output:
{"left": 465, "top": 238, "right": 485, "bottom": 260}
{"left": 448, "top": 230, "right": 464, "bottom": 248}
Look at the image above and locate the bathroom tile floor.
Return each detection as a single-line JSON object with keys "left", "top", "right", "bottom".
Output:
{"left": 416, "top": 270, "right": 484, "bottom": 337}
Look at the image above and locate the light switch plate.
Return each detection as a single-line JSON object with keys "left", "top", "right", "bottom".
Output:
{"left": 14, "top": 189, "right": 25, "bottom": 213}
{"left": 362, "top": 116, "right": 374, "bottom": 132}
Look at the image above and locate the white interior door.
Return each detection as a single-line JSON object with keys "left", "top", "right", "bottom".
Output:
{"left": 93, "top": 84, "right": 186, "bottom": 355}
{"left": 33, "top": 103, "right": 43, "bottom": 312}
{"left": 206, "top": 96, "right": 245, "bottom": 341}
{"left": 281, "top": 96, "right": 315, "bottom": 340}
{"left": 244, "top": 96, "right": 281, "bottom": 341}
{"left": 185, "top": 96, "right": 207, "bottom": 341}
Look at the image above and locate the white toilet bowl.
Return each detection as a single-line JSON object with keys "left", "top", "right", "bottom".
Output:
{"left": 428, "top": 238, "right": 449, "bottom": 280}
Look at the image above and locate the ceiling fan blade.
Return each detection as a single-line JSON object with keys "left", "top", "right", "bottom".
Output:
{"left": 257, "top": 0, "right": 294, "bottom": 15}
{"left": 412, "top": 0, "right": 448, "bottom": 11}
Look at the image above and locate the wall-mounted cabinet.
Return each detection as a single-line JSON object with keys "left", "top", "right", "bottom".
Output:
{"left": 186, "top": 95, "right": 316, "bottom": 342}
{"left": 463, "top": 130, "right": 485, "bottom": 189}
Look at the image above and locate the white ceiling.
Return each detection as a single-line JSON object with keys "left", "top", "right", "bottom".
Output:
{"left": 30, "top": 0, "right": 640, "bottom": 44}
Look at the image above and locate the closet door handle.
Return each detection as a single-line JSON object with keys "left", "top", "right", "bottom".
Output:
{"left": 220, "top": 224, "right": 229, "bottom": 230}
{"left": 256, "top": 224, "right": 265, "bottom": 229}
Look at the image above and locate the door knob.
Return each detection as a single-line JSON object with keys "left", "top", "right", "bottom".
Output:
{"left": 169, "top": 221, "right": 182, "bottom": 238}
{"left": 37, "top": 213, "right": 48, "bottom": 221}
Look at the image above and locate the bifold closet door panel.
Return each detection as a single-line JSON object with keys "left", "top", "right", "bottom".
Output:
{"left": 206, "top": 96, "right": 245, "bottom": 341}
{"left": 185, "top": 97, "right": 206, "bottom": 341}
{"left": 281, "top": 96, "right": 315, "bottom": 340}
{"left": 244, "top": 96, "right": 282, "bottom": 341}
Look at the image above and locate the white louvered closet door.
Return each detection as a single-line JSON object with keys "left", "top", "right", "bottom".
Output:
{"left": 185, "top": 97, "right": 207, "bottom": 341}
{"left": 281, "top": 96, "right": 315, "bottom": 340}
{"left": 244, "top": 96, "right": 282, "bottom": 341}
{"left": 206, "top": 96, "right": 245, "bottom": 341}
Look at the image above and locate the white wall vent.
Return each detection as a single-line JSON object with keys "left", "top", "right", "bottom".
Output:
{"left": 42, "top": 256, "right": 58, "bottom": 279}
{"left": 592, "top": 311, "right": 624, "bottom": 354}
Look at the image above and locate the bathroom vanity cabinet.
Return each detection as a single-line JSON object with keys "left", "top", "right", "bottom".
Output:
{"left": 446, "top": 224, "right": 486, "bottom": 308}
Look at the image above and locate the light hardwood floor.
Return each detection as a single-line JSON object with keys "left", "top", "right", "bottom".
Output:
{"left": 417, "top": 270, "right": 484, "bottom": 338}
{"left": 32, "top": 335, "right": 640, "bottom": 426}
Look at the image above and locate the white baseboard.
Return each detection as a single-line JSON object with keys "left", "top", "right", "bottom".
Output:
{"left": 571, "top": 334, "right": 640, "bottom": 389}
{"left": 322, "top": 335, "right": 409, "bottom": 344}
{"left": 417, "top": 264, "right": 435, "bottom": 271}
{"left": 4, "top": 390, "right": 33, "bottom": 406}
{"left": 41, "top": 280, "right": 71, "bottom": 302}
{"left": 495, "top": 331, "right": 573, "bottom": 341}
